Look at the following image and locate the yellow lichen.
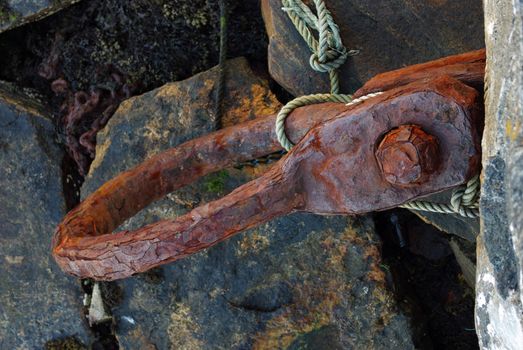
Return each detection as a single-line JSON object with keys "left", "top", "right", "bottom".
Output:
{"left": 252, "top": 222, "right": 395, "bottom": 348}
{"left": 238, "top": 230, "right": 271, "bottom": 256}
{"left": 167, "top": 303, "right": 204, "bottom": 350}
{"left": 222, "top": 84, "right": 281, "bottom": 127}
{"left": 506, "top": 119, "right": 521, "bottom": 142}
{"left": 253, "top": 285, "right": 345, "bottom": 350}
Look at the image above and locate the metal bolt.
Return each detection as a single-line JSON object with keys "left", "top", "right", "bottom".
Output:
{"left": 375, "top": 125, "right": 439, "bottom": 186}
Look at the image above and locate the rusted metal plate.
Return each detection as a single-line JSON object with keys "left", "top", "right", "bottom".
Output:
{"left": 354, "top": 49, "right": 485, "bottom": 97}
{"left": 296, "top": 76, "right": 481, "bottom": 214}
{"left": 53, "top": 75, "right": 481, "bottom": 281}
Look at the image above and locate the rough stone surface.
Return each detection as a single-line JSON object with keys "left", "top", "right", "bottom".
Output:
{"left": 82, "top": 59, "right": 415, "bottom": 349}
{"left": 0, "top": 0, "right": 79, "bottom": 34}
{"left": 0, "top": 82, "right": 90, "bottom": 347}
{"left": 0, "top": 0, "right": 268, "bottom": 94}
{"left": 477, "top": 0, "right": 523, "bottom": 348}
{"left": 376, "top": 211, "right": 479, "bottom": 348}
{"left": 262, "top": 0, "right": 485, "bottom": 96}
{"left": 83, "top": 57, "right": 281, "bottom": 192}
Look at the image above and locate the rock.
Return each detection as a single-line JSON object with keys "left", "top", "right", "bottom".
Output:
{"left": 477, "top": 1, "right": 523, "bottom": 348}
{"left": 83, "top": 57, "right": 281, "bottom": 192}
{"left": 412, "top": 211, "right": 478, "bottom": 242}
{"left": 376, "top": 210, "right": 478, "bottom": 349}
{"left": 0, "top": 0, "right": 268, "bottom": 93}
{"left": 0, "top": 0, "right": 79, "bottom": 34}
{"left": 0, "top": 0, "right": 269, "bottom": 179}
{"left": 88, "top": 283, "right": 111, "bottom": 325}
{"left": 82, "top": 59, "right": 416, "bottom": 349}
{"left": 262, "top": 0, "right": 485, "bottom": 96}
{"left": 449, "top": 239, "right": 476, "bottom": 290}
{"left": 0, "top": 82, "right": 91, "bottom": 347}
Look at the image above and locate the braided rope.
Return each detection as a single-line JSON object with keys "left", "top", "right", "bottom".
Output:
{"left": 282, "top": 0, "right": 358, "bottom": 94}
{"left": 400, "top": 175, "right": 480, "bottom": 218}
{"left": 276, "top": 93, "right": 352, "bottom": 151}
{"left": 345, "top": 91, "right": 384, "bottom": 105}
{"left": 277, "top": 0, "right": 371, "bottom": 151}
{"left": 276, "top": 91, "right": 384, "bottom": 151}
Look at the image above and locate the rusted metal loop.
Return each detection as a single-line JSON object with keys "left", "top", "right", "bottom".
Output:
{"left": 53, "top": 73, "right": 482, "bottom": 281}
{"left": 53, "top": 72, "right": 480, "bottom": 280}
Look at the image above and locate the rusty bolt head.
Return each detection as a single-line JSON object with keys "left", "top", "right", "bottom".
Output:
{"left": 375, "top": 125, "right": 439, "bottom": 186}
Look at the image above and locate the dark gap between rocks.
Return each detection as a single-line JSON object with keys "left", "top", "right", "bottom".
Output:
{"left": 374, "top": 209, "right": 478, "bottom": 350}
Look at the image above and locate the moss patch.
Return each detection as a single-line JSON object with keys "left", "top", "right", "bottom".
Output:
{"left": 203, "top": 170, "right": 229, "bottom": 193}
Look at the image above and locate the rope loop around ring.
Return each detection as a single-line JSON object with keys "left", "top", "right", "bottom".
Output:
{"left": 275, "top": 93, "right": 352, "bottom": 151}
{"left": 275, "top": 92, "right": 384, "bottom": 152}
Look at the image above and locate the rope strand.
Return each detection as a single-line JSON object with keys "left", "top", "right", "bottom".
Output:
{"left": 214, "top": 0, "right": 228, "bottom": 129}
{"left": 400, "top": 175, "right": 480, "bottom": 218}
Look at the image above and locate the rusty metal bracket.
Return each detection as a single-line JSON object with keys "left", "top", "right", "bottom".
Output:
{"left": 53, "top": 51, "right": 484, "bottom": 281}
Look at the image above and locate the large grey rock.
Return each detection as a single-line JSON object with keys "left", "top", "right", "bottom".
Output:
{"left": 83, "top": 59, "right": 416, "bottom": 349}
{"left": 0, "top": 82, "right": 91, "bottom": 347}
{"left": 262, "top": 0, "right": 484, "bottom": 96}
{"left": 477, "top": 1, "right": 523, "bottom": 348}
{"left": 0, "top": 0, "right": 79, "bottom": 34}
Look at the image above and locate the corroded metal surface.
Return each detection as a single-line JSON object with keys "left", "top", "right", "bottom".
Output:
{"left": 375, "top": 125, "right": 440, "bottom": 186}
{"left": 354, "top": 49, "right": 485, "bottom": 97}
{"left": 52, "top": 73, "right": 481, "bottom": 281}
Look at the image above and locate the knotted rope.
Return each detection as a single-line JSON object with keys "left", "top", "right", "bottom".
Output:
{"left": 281, "top": 0, "right": 359, "bottom": 94}
{"left": 276, "top": 0, "right": 362, "bottom": 150}
{"left": 275, "top": 0, "right": 480, "bottom": 218}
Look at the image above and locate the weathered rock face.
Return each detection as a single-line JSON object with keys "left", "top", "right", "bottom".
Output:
{"left": 0, "top": 0, "right": 79, "bottom": 34}
{"left": 0, "top": 0, "right": 268, "bottom": 93}
{"left": 83, "top": 57, "right": 281, "bottom": 192}
{"left": 262, "top": 0, "right": 485, "bottom": 96}
{"left": 0, "top": 0, "right": 271, "bottom": 184}
{"left": 477, "top": 1, "right": 523, "bottom": 348}
{"left": 82, "top": 58, "right": 416, "bottom": 349}
{"left": 0, "top": 82, "right": 90, "bottom": 347}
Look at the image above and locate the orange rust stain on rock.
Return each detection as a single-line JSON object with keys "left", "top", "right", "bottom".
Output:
{"left": 222, "top": 84, "right": 281, "bottom": 127}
